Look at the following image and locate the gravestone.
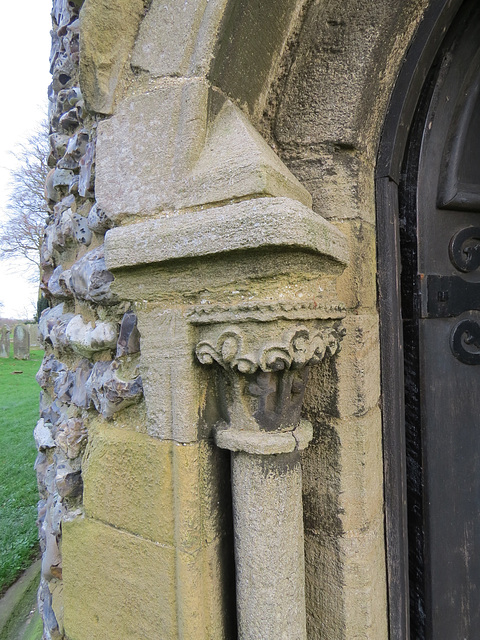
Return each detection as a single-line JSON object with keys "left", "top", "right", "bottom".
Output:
{"left": 0, "top": 326, "right": 10, "bottom": 358}
{"left": 13, "top": 324, "right": 30, "bottom": 360}
{"left": 27, "top": 324, "right": 41, "bottom": 348}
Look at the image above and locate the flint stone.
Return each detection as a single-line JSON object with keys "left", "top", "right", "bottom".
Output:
{"left": 53, "top": 194, "right": 76, "bottom": 216}
{"left": 51, "top": 496, "right": 66, "bottom": 536}
{"left": 47, "top": 265, "right": 74, "bottom": 299}
{"left": 42, "top": 531, "right": 62, "bottom": 582}
{"left": 59, "top": 106, "right": 82, "bottom": 129}
{"left": 86, "top": 359, "right": 143, "bottom": 418}
{"left": 52, "top": 208, "right": 92, "bottom": 249}
{"left": 36, "top": 354, "right": 67, "bottom": 390}
{"left": 35, "top": 455, "right": 49, "bottom": 497}
{"left": 67, "top": 87, "right": 82, "bottom": 106}
{"left": 49, "top": 133, "right": 70, "bottom": 160}
{"left": 37, "top": 499, "right": 48, "bottom": 547}
{"left": 55, "top": 417, "right": 87, "bottom": 458}
{"left": 34, "top": 419, "right": 56, "bottom": 451}
{"left": 54, "top": 89, "right": 72, "bottom": 119}
{"left": 68, "top": 174, "right": 80, "bottom": 194}
{"left": 69, "top": 245, "right": 116, "bottom": 304}
{"left": 44, "top": 463, "right": 57, "bottom": 497}
{"left": 58, "top": 132, "right": 88, "bottom": 169}
{"left": 53, "top": 0, "right": 77, "bottom": 33}
{"left": 39, "top": 578, "right": 62, "bottom": 640}
{"left": 43, "top": 213, "right": 70, "bottom": 256}
{"left": 78, "top": 141, "right": 95, "bottom": 197}
{"left": 70, "top": 359, "right": 93, "bottom": 407}
{"left": 116, "top": 311, "right": 140, "bottom": 357}
{"left": 53, "top": 368, "right": 75, "bottom": 403}
{"left": 39, "top": 304, "right": 75, "bottom": 350}
{"left": 52, "top": 52, "right": 75, "bottom": 93}
{"left": 87, "top": 203, "right": 113, "bottom": 234}
{"left": 13, "top": 324, "right": 30, "bottom": 360}
{"left": 55, "top": 459, "right": 83, "bottom": 498}
{"left": 0, "top": 326, "right": 10, "bottom": 358}
{"left": 44, "top": 169, "right": 59, "bottom": 203}
{"left": 41, "top": 400, "right": 67, "bottom": 428}
{"left": 52, "top": 168, "right": 74, "bottom": 188}
{"left": 65, "top": 314, "right": 117, "bottom": 355}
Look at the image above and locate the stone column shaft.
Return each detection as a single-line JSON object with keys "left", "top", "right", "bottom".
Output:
{"left": 232, "top": 450, "right": 307, "bottom": 640}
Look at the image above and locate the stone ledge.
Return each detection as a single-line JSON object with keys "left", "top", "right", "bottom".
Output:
{"left": 104, "top": 197, "right": 349, "bottom": 270}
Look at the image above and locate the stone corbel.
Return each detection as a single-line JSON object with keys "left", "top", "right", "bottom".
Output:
{"left": 194, "top": 316, "right": 345, "bottom": 640}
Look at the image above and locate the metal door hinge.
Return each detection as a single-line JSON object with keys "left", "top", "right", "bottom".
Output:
{"left": 419, "top": 274, "right": 480, "bottom": 319}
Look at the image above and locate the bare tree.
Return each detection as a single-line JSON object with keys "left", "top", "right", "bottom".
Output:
{"left": 0, "top": 122, "right": 50, "bottom": 274}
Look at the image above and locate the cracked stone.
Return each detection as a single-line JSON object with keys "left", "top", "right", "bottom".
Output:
{"left": 116, "top": 311, "right": 141, "bottom": 357}
{"left": 55, "top": 417, "right": 87, "bottom": 458}
{"left": 78, "top": 141, "right": 95, "bottom": 197}
{"left": 86, "top": 202, "right": 113, "bottom": 233}
{"left": 34, "top": 418, "right": 56, "bottom": 451}
{"left": 69, "top": 245, "right": 116, "bottom": 303}
{"left": 55, "top": 458, "right": 83, "bottom": 498}
{"left": 39, "top": 304, "right": 75, "bottom": 351}
{"left": 65, "top": 315, "right": 117, "bottom": 356}
{"left": 86, "top": 360, "right": 143, "bottom": 418}
{"left": 70, "top": 358, "right": 93, "bottom": 407}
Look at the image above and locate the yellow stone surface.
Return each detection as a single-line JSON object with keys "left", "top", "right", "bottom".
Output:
{"left": 82, "top": 424, "right": 175, "bottom": 544}
{"left": 63, "top": 517, "right": 177, "bottom": 640}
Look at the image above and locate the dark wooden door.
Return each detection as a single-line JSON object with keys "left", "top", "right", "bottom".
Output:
{"left": 400, "top": 2, "right": 480, "bottom": 636}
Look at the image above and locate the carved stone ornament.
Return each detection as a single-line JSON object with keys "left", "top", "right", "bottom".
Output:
{"left": 195, "top": 323, "right": 345, "bottom": 374}
{"left": 195, "top": 321, "right": 345, "bottom": 454}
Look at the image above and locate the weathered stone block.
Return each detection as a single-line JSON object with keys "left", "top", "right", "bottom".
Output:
{"left": 105, "top": 197, "right": 347, "bottom": 271}
{"left": 96, "top": 88, "right": 313, "bottom": 221}
{"left": 283, "top": 149, "right": 376, "bottom": 225}
{"left": 136, "top": 308, "right": 200, "bottom": 442}
{"left": 210, "top": 0, "right": 301, "bottom": 117}
{"left": 131, "top": 0, "right": 212, "bottom": 77}
{"left": 178, "top": 100, "right": 312, "bottom": 210}
{"left": 63, "top": 517, "right": 177, "bottom": 640}
{"left": 335, "top": 313, "right": 381, "bottom": 418}
{"left": 337, "top": 408, "right": 384, "bottom": 533}
{"left": 340, "top": 518, "right": 388, "bottom": 640}
{"left": 82, "top": 425, "right": 175, "bottom": 544}
{"left": 335, "top": 220, "right": 377, "bottom": 312}
{"left": 79, "top": 0, "right": 146, "bottom": 114}
{"left": 95, "top": 80, "right": 208, "bottom": 220}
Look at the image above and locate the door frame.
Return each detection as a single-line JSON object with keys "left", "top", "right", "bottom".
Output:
{"left": 375, "top": 0, "right": 464, "bottom": 637}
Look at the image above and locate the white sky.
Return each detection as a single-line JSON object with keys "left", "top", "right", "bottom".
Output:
{"left": 0, "top": 0, "right": 52, "bottom": 319}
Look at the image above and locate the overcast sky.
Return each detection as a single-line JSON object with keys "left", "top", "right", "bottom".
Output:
{"left": 0, "top": 0, "right": 52, "bottom": 318}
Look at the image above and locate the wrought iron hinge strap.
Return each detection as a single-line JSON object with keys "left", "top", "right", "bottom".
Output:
{"left": 419, "top": 274, "right": 480, "bottom": 319}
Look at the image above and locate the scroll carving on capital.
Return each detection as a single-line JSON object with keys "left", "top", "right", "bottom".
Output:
{"left": 196, "top": 324, "right": 345, "bottom": 374}
{"left": 195, "top": 321, "right": 345, "bottom": 454}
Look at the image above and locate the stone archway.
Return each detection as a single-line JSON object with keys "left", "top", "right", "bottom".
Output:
{"left": 39, "top": 1, "right": 438, "bottom": 638}
{"left": 377, "top": 0, "right": 480, "bottom": 637}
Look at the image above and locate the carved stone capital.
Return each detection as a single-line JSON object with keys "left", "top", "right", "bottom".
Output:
{"left": 195, "top": 320, "right": 345, "bottom": 454}
{"left": 195, "top": 322, "right": 345, "bottom": 374}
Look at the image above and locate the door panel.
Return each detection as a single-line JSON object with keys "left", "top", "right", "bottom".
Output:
{"left": 404, "top": 1, "right": 480, "bottom": 636}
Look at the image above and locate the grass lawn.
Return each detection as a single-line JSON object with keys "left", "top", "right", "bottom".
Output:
{"left": 0, "top": 348, "right": 43, "bottom": 596}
